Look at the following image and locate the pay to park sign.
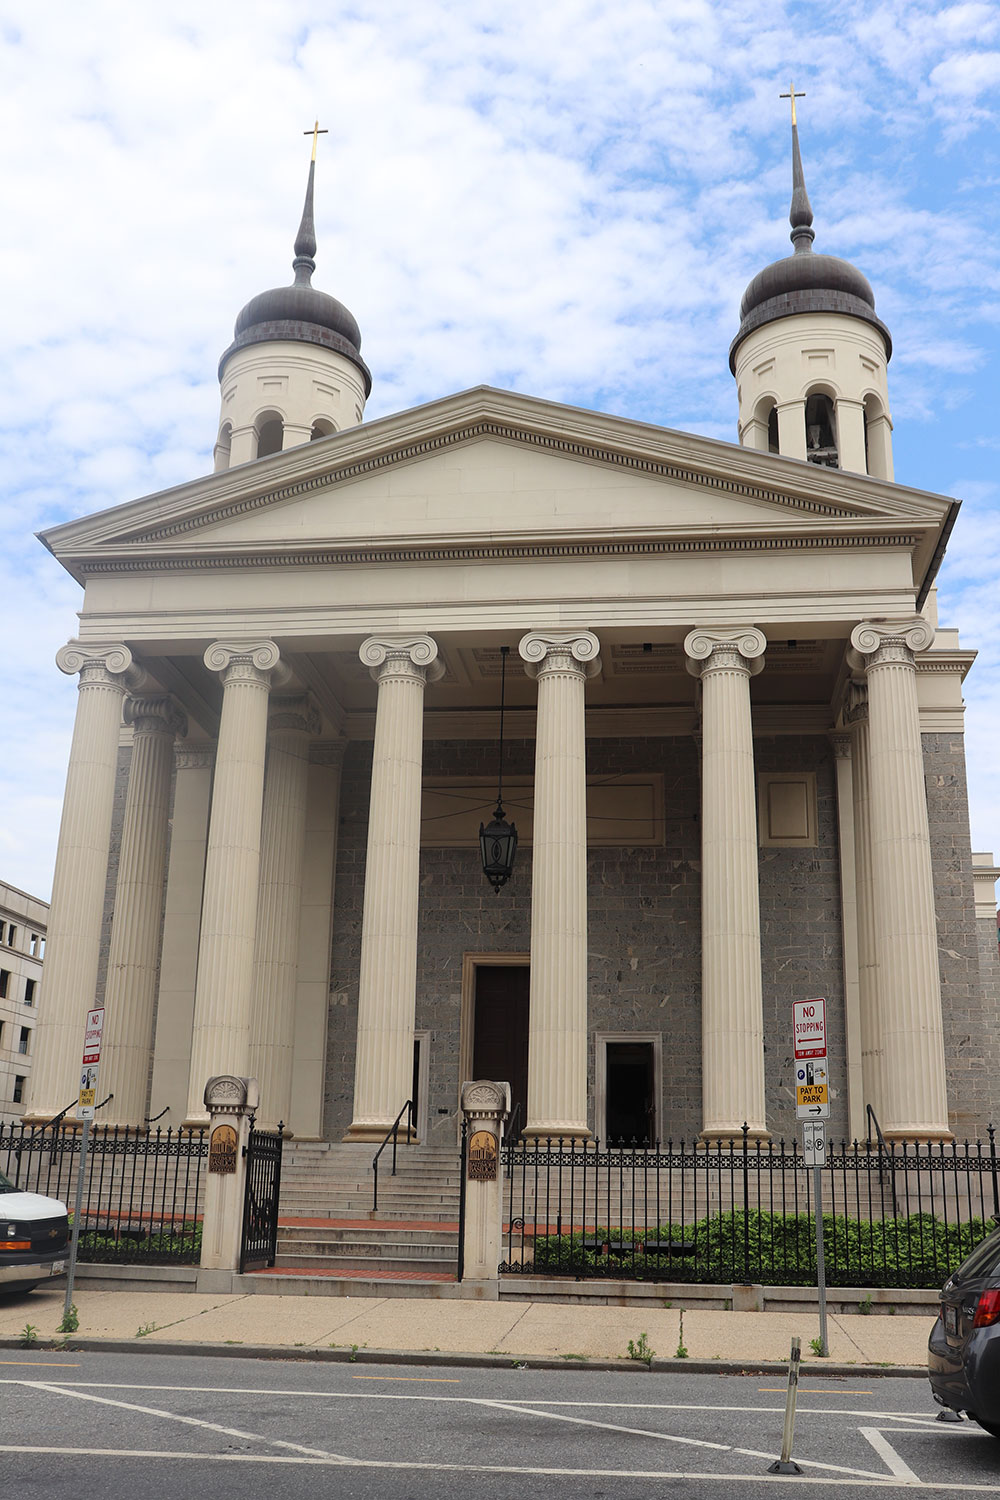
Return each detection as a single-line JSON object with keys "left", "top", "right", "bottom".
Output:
{"left": 793, "top": 998, "right": 829, "bottom": 1120}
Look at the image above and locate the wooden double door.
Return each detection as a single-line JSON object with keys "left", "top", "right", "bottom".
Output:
{"left": 472, "top": 964, "right": 529, "bottom": 1130}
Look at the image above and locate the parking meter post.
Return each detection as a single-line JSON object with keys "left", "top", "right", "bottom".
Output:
{"left": 768, "top": 1335, "right": 803, "bottom": 1474}
{"left": 814, "top": 1162, "right": 829, "bottom": 1357}
{"left": 63, "top": 1117, "right": 90, "bottom": 1322}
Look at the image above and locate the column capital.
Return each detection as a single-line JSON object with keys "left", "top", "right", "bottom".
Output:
{"left": 829, "top": 731, "right": 852, "bottom": 761}
{"left": 175, "top": 742, "right": 216, "bottom": 772}
{"left": 684, "top": 626, "right": 767, "bottom": 678}
{"left": 268, "top": 693, "right": 321, "bottom": 736}
{"left": 518, "top": 630, "right": 601, "bottom": 680}
{"left": 843, "top": 678, "right": 869, "bottom": 726}
{"left": 848, "top": 618, "right": 934, "bottom": 671}
{"left": 310, "top": 738, "right": 348, "bottom": 767}
{"left": 203, "top": 639, "right": 289, "bottom": 686}
{"left": 360, "top": 634, "right": 445, "bottom": 683}
{"left": 56, "top": 639, "right": 141, "bottom": 689}
{"left": 124, "top": 694, "right": 188, "bottom": 740}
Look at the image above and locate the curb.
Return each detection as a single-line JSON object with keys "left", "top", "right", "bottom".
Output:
{"left": 0, "top": 1335, "right": 928, "bottom": 1378}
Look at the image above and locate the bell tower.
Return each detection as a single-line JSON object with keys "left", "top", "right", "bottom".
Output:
{"left": 214, "top": 124, "right": 372, "bottom": 472}
{"left": 731, "top": 88, "right": 894, "bottom": 480}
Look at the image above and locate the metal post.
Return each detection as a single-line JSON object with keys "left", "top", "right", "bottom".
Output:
{"left": 767, "top": 1336, "right": 803, "bottom": 1474}
{"left": 814, "top": 1162, "right": 828, "bottom": 1357}
{"left": 63, "top": 1118, "right": 90, "bottom": 1323}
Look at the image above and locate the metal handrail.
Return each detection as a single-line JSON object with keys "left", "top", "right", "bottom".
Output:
{"left": 372, "top": 1099, "right": 414, "bottom": 1215}
{"left": 506, "top": 1100, "right": 523, "bottom": 1142}
{"left": 866, "top": 1103, "right": 890, "bottom": 1154}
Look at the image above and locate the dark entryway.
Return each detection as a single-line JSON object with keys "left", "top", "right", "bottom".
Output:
{"left": 473, "top": 965, "right": 529, "bottom": 1129}
{"left": 605, "top": 1040, "right": 656, "bottom": 1145}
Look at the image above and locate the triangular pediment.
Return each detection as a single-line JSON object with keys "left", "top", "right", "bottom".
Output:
{"left": 41, "top": 387, "right": 955, "bottom": 582}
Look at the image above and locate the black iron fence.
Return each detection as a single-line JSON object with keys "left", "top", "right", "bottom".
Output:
{"left": 500, "top": 1127, "right": 1000, "bottom": 1289}
{"left": 240, "top": 1122, "right": 284, "bottom": 1273}
{"left": 1, "top": 1121, "right": 207, "bottom": 1264}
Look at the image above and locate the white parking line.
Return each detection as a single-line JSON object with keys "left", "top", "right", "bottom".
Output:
{"left": 23, "top": 1382, "right": 353, "bottom": 1464}
{"left": 860, "top": 1429, "right": 922, "bottom": 1484}
{"left": 477, "top": 1399, "right": 886, "bottom": 1479}
{"left": 5, "top": 1442, "right": 1000, "bottom": 1488}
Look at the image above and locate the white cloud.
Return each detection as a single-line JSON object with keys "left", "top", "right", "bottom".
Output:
{"left": 2, "top": 1, "right": 1000, "bottom": 893}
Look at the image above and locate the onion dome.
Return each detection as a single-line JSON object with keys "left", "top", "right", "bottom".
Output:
{"left": 219, "top": 157, "right": 372, "bottom": 394}
{"left": 729, "top": 115, "right": 891, "bottom": 372}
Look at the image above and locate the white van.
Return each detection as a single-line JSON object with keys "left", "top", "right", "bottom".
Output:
{"left": 0, "top": 1166, "right": 69, "bottom": 1294}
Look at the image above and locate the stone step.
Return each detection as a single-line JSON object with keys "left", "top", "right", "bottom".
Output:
{"left": 275, "top": 1252, "right": 457, "bottom": 1273}
{"left": 278, "top": 1225, "right": 458, "bottom": 1247}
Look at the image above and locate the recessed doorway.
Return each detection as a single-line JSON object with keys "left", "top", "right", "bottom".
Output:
{"left": 462, "top": 958, "right": 530, "bottom": 1132}
{"left": 596, "top": 1034, "right": 661, "bottom": 1146}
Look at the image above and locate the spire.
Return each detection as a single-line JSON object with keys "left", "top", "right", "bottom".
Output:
{"left": 780, "top": 82, "right": 815, "bottom": 254}
{"left": 293, "top": 121, "right": 327, "bottom": 286}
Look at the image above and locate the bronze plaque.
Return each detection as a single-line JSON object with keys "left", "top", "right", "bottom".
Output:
{"left": 208, "top": 1123, "right": 238, "bottom": 1174}
{"left": 468, "top": 1129, "right": 499, "bottom": 1182}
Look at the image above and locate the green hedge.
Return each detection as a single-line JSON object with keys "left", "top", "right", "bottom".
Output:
{"left": 526, "top": 1209, "right": 992, "bottom": 1288}
{"left": 73, "top": 1220, "right": 202, "bottom": 1265}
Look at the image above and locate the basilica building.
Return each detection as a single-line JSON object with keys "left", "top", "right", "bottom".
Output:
{"left": 26, "top": 120, "right": 1000, "bottom": 1151}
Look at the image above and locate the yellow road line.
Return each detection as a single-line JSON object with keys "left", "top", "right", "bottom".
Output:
{"left": 351, "top": 1375, "right": 460, "bottom": 1383}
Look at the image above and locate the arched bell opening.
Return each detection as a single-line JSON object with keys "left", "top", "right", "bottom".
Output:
{"left": 310, "top": 417, "right": 336, "bottom": 442}
{"left": 255, "top": 411, "right": 284, "bottom": 459}
{"left": 213, "top": 421, "right": 233, "bottom": 473}
{"left": 805, "top": 390, "right": 839, "bottom": 468}
{"left": 864, "top": 393, "right": 893, "bottom": 481}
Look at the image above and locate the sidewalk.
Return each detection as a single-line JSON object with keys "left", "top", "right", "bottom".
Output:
{"left": 0, "top": 1287, "right": 934, "bottom": 1371}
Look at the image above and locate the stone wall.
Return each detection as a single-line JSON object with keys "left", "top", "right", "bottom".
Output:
{"left": 324, "top": 733, "right": 849, "bottom": 1144}
{"left": 924, "top": 732, "right": 1000, "bottom": 1136}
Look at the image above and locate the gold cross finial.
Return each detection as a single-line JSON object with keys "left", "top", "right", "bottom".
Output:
{"left": 303, "top": 120, "right": 328, "bottom": 162}
{"left": 780, "top": 82, "right": 806, "bottom": 127}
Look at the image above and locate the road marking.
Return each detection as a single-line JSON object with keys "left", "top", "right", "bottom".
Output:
{"left": 21, "top": 1382, "right": 354, "bottom": 1464}
{"left": 476, "top": 1398, "right": 885, "bottom": 1479}
{"left": 6, "top": 1442, "right": 1000, "bottom": 1487}
{"left": 860, "top": 1427, "right": 922, "bottom": 1484}
{"left": 352, "top": 1375, "right": 460, "bottom": 1382}
{"left": 0, "top": 1361, "right": 81, "bottom": 1367}
{"left": 759, "top": 1387, "right": 873, "bottom": 1395}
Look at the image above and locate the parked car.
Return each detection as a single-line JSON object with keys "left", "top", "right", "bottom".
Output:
{"left": 0, "top": 1166, "right": 69, "bottom": 1295}
{"left": 929, "top": 1222, "right": 1000, "bottom": 1436}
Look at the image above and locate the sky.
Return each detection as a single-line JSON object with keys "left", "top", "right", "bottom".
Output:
{"left": 1, "top": 0, "right": 999, "bottom": 901}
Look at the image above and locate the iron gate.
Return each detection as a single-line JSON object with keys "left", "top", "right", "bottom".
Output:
{"left": 240, "top": 1121, "right": 284, "bottom": 1273}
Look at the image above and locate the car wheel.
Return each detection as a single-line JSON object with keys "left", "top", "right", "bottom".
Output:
{"left": 973, "top": 1416, "right": 1000, "bottom": 1440}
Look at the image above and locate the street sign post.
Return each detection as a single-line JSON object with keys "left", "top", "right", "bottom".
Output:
{"left": 793, "top": 999, "right": 829, "bottom": 1356}
{"left": 65, "top": 1006, "right": 105, "bottom": 1321}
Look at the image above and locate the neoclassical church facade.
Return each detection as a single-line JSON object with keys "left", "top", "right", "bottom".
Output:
{"left": 26, "top": 122, "right": 1000, "bottom": 1149}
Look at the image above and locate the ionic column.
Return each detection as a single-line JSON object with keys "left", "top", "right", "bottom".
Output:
{"left": 24, "top": 642, "right": 137, "bottom": 1123}
{"left": 101, "top": 696, "right": 188, "bottom": 1126}
{"left": 685, "top": 627, "right": 768, "bottom": 1141}
{"left": 830, "top": 729, "right": 865, "bottom": 1143}
{"left": 248, "top": 694, "right": 320, "bottom": 1131}
{"left": 845, "top": 682, "right": 883, "bottom": 1128}
{"left": 345, "top": 636, "right": 443, "bottom": 1141}
{"left": 519, "top": 630, "right": 601, "bottom": 1139}
{"left": 849, "top": 619, "right": 949, "bottom": 1139}
{"left": 186, "top": 641, "right": 286, "bottom": 1123}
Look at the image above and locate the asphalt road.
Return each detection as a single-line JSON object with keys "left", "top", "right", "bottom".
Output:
{"left": 1, "top": 1349, "right": 997, "bottom": 1497}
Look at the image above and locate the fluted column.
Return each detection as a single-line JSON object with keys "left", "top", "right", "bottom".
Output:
{"left": 345, "top": 636, "right": 443, "bottom": 1141}
{"left": 831, "top": 729, "right": 865, "bottom": 1143}
{"left": 519, "top": 630, "right": 601, "bottom": 1139}
{"left": 24, "top": 642, "right": 137, "bottom": 1123}
{"left": 186, "top": 641, "right": 286, "bottom": 1123}
{"left": 845, "top": 683, "right": 883, "bottom": 1128}
{"left": 849, "top": 619, "right": 949, "bottom": 1139}
{"left": 685, "top": 627, "right": 768, "bottom": 1141}
{"left": 248, "top": 694, "right": 319, "bottom": 1131}
{"left": 101, "top": 696, "right": 188, "bottom": 1126}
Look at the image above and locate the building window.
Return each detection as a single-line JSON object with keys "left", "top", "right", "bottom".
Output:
{"left": 0, "top": 970, "right": 9, "bottom": 999}
{"left": 29, "top": 932, "right": 40, "bottom": 957}
{"left": 0, "top": 922, "right": 5, "bottom": 944}
{"left": 18, "top": 1027, "right": 30, "bottom": 1055}
{"left": 24, "top": 978, "right": 35, "bottom": 1006}
{"left": 6, "top": 926, "right": 16, "bottom": 948}
{"left": 0, "top": 1020, "right": 4, "bottom": 1047}
{"left": 12, "top": 1075, "right": 24, "bottom": 1104}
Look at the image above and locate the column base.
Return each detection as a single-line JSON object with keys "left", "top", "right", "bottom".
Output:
{"left": 182, "top": 1114, "right": 211, "bottom": 1131}
{"left": 342, "top": 1123, "right": 420, "bottom": 1145}
{"left": 21, "top": 1112, "right": 83, "bottom": 1132}
{"left": 880, "top": 1128, "right": 954, "bottom": 1146}
{"left": 698, "top": 1128, "right": 771, "bottom": 1147}
{"left": 522, "top": 1126, "right": 592, "bottom": 1143}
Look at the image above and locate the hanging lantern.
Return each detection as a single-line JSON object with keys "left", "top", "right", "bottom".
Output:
{"left": 479, "top": 645, "right": 518, "bottom": 893}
